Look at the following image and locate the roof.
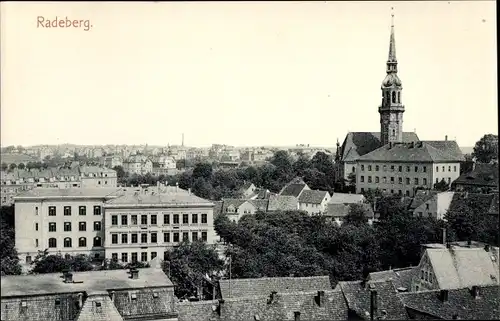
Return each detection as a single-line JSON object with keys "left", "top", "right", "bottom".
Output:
{"left": 368, "top": 267, "right": 415, "bottom": 291}
{"left": 241, "top": 182, "right": 254, "bottom": 190}
{"left": 248, "top": 199, "right": 269, "bottom": 211}
{"left": 453, "top": 163, "right": 499, "bottom": 188}
{"left": 422, "top": 140, "right": 465, "bottom": 161}
{"left": 75, "top": 293, "right": 124, "bottom": 321}
{"left": 79, "top": 166, "right": 115, "bottom": 174}
{"left": 106, "top": 189, "right": 213, "bottom": 207}
{"left": 488, "top": 193, "right": 499, "bottom": 215}
{"left": 14, "top": 187, "right": 122, "bottom": 200}
{"left": 221, "top": 199, "right": 249, "bottom": 213}
{"left": 298, "top": 190, "right": 329, "bottom": 204}
{"left": 424, "top": 246, "right": 500, "bottom": 290}
{"left": 329, "top": 193, "right": 365, "bottom": 204}
{"left": 358, "top": 141, "right": 464, "bottom": 163}
{"left": 399, "top": 285, "right": 500, "bottom": 320}
{"left": 1, "top": 268, "right": 173, "bottom": 297}
{"left": 339, "top": 132, "right": 419, "bottom": 162}
{"left": 409, "top": 190, "right": 438, "bottom": 210}
{"left": 219, "top": 276, "right": 332, "bottom": 299}
{"left": 123, "top": 154, "right": 152, "bottom": 164}
{"left": 338, "top": 280, "right": 408, "bottom": 320}
{"left": 267, "top": 195, "right": 298, "bottom": 211}
{"left": 326, "top": 203, "right": 350, "bottom": 217}
{"left": 0, "top": 153, "right": 38, "bottom": 164}
{"left": 280, "top": 183, "right": 308, "bottom": 197}
{"left": 448, "top": 192, "right": 496, "bottom": 215}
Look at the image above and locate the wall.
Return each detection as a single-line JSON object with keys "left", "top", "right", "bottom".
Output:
{"left": 431, "top": 163, "right": 461, "bottom": 187}
{"left": 1, "top": 293, "right": 81, "bottom": 321}
{"left": 410, "top": 252, "right": 439, "bottom": 292}
{"left": 112, "top": 286, "right": 177, "bottom": 319}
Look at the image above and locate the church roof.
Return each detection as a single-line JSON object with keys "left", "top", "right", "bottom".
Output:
{"left": 339, "top": 132, "right": 419, "bottom": 162}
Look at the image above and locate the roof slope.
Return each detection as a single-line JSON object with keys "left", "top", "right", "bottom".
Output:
{"left": 358, "top": 142, "right": 463, "bottom": 163}
{"left": 298, "top": 190, "right": 329, "bottom": 204}
{"left": 423, "top": 140, "right": 465, "bottom": 161}
{"left": 409, "top": 190, "right": 438, "bottom": 210}
{"left": 329, "top": 193, "right": 365, "bottom": 204}
{"left": 280, "top": 183, "right": 308, "bottom": 197}
{"left": 453, "top": 163, "right": 499, "bottom": 188}
{"left": 267, "top": 195, "right": 298, "bottom": 211}
{"left": 75, "top": 292, "right": 124, "bottom": 321}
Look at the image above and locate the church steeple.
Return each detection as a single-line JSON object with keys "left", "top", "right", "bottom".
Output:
{"left": 379, "top": 8, "right": 405, "bottom": 146}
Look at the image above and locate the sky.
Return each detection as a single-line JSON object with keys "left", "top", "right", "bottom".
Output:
{"left": 1, "top": 1, "right": 497, "bottom": 148}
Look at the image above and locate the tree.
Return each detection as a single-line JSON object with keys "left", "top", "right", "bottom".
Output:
{"left": 30, "top": 252, "right": 94, "bottom": 274}
{"left": 472, "top": 134, "right": 498, "bottom": 163}
{"left": 1, "top": 163, "right": 7, "bottom": 171}
{"left": 192, "top": 163, "right": 213, "bottom": 181}
{"left": 113, "top": 165, "right": 126, "bottom": 181}
{"left": 17, "top": 163, "right": 25, "bottom": 170}
{"left": 434, "top": 178, "right": 449, "bottom": 192}
{"left": 344, "top": 204, "right": 370, "bottom": 226}
{"left": 0, "top": 220, "right": 22, "bottom": 275}
{"left": 8, "top": 163, "right": 17, "bottom": 171}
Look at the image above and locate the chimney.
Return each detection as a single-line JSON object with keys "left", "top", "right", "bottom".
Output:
{"left": 370, "top": 290, "right": 378, "bottom": 321}
{"left": 445, "top": 135, "right": 448, "bottom": 141}
{"left": 63, "top": 271, "right": 73, "bottom": 283}
{"left": 315, "top": 290, "right": 325, "bottom": 307}
{"left": 471, "top": 285, "right": 480, "bottom": 299}
{"left": 110, "top": 291, "right": 115, "bottom": 302}
{"left": 439, "top": 289, "right": 449, "bottom": 302}
{"left": 130, "top": 268, "right": 139, "bottom": 279}
{"left": 267, "top": 291, "right": 278, "bottom": 304}
{"left": 442, "top": 228, "right": 447, "bottom": 245}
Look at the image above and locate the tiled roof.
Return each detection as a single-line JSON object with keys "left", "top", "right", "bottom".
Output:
{"left": 14, "top": 187, "right": 122, "bottom": 199}
{"left": 75, "top": 292, "right": 124, "bottom": 321}
{"left": 106, "top": 190, "right": 213, "bottom": 206}
{"left": 219, "top": 276, "right": 332, "bottom": 299}
{"left": 453, "top": 163, "right": 499, "bottom": 188}
{"left": 248, "top": 199, "right": 269, "bottom": 211}
{"left": 326, "top": 203, "right": 350, "bottom": 217}
{"left": 340, "top": 132, "right": 419, "bottom": 162}
{"left": 448, "top": 192, "right": 495, "bottom": 214}
{"left": 358, "top": 141, "right": 464, "bottom": 163}
{"left": 399, "top": 285, "right": 500, "bottom": 320}
{"left": 112, "top": 288, "right": 176, "bottom": 319}
{"left": 221, "top": 199, "right": 249, "bottom": 213}
{"left": 123, "top": 154, "right": 152, "bottom": 164}
{"left": 488, "top": 193, "right": 499, "bottom": 215}
{"left": 241, "top": 182, "right": 254, "bottom": 190}
{"left": 298, "top": 190, "right": 329, "bottom": 204}
{"left": 1, "top": 268, "right": 173, "bottom": 297}
{"left": 79, "top": 166, "right": 115, "bottom": 174}
{"left": 280, "top": 183, "right": 308, "bottom": 197}
{"left": 423, "top": 140, "right": 465, "bottom": 161}
{"left": 267, "top": 195, "right": 299, "bottom": 211}
{"left": 408, "top": 190, "right": 438, "bottom": 210}
{"left": 424, "top": 246, "right": 500, "bottom": 290}
{"left": 1, "top": 293, "right": 81, "bottom": 321}
{"left": 329, "top": 193, "right": 365, "bottom": 204}
{"left": 368, "top": 267, "right": 415, "bottom": 291}
{"left": 338, "top": 280, "right": 408, "bottom": 320}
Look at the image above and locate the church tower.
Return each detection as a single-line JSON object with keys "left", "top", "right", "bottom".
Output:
{"left": 379, "top": 11, "right": 404, "bottom": 146}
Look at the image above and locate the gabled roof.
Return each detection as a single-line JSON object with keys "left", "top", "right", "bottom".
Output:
{"left": 358, "top": 141, "right": 464, "bottom": 163}
{"left": 453, "top": 163, "right": 499, "bottom": 188}
{"left": 298, "top": 190, "right": 329, "bottom": 204}
{"left": 280, "top": 183, "right": 308, "bottom": 197}
{"left": 340, "top": 132, "right": 419, "bottom": 162}
{"left": 329, "top": 193, "right": 365, "bottom": 204}
{"left": 267, "top": 195, "right": 298, "bottom": 211}
{"left": 448, "top": 192, "right": 496, "bottom": 215}
{"left": 422, "top": 140, "right": 465, "bottom": 161}
{"left": 488, "top": 193, "right": 499, "bottom": 215}
{"left": 219, "top": 276, "right": 332, "bottom": 299}
{"left": 399, "top": 285, "right": 500, "bottom": 320}
{"left": 75, "top": 292, "right": 124, "bottom": 321}
{"left": 326, "top": 203, "right": 374, "bottom": 218}
{"left": 409, "top": 190, "right": 438, "bottom": 210}
{"left": 368, "top": 267, "right": 415, "bottom": 291}
{"left": 248, "top": 199, "right": 269, "bottom": 212}
{"left": 221, "top": 199, "right": 251, "bottom": 213}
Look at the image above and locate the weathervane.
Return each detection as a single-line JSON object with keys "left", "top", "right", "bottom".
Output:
{"left": 391, "top": 7, "right": 395, "bottom": 27}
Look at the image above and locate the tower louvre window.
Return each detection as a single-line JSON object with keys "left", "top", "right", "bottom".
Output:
{"left": 392, "top": 91, "right": 396, "bottom": 103}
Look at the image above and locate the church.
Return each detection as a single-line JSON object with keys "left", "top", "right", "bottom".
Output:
{"left": 336, "top": 14, "right": 464, "bottom": 197}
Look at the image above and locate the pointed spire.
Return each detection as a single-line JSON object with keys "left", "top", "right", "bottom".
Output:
{"left": 388, "top": 8, "right": 397, "bottom": 62}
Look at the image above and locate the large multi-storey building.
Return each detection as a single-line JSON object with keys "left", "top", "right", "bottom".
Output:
{"left": 13, "top": 185, "right": 215, "bottom": 265}
{"left": 122, "top": 154, "right": 153, "bottom": 175}
{"left": 79, "top": 165, "right": 118, "bottom": 188}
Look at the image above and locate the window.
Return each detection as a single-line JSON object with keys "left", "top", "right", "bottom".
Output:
{"left": 121, "top": 234, "right": 128, "bottom": 244}
{"left": 406, "top": 177, "right": 410, "bottom": 185}
{"left": 398, "top": 166, "right": 402, "bottom": 172}
{"left": 183, "top": 232, "right": 189, "bottom": 242}
{"left": 151, "top": 215, "right": 157, "bottom": 225}
{"left": 163, "top": 214, "right": 170, "bottom": 224}
{"left": 112, "top": 215, "right": 118, "bottom": 225}
{"left": 383, "top": 177, "right": 387, "bottom": 183}
{"left": 151, "top": 233, "right": 157, "bottom": 243}
{"left": 112, "top": 253, "right": 118, "bottom": 261}
{"left": 64, "top": 222, "right": 72, "bottom": 232}
{"left": 141, "top": 215, "right": 147, "bottom": 225}
{"left": 173, "top": 232, "right": 180, "bottom": 243}
{"left": 375, "top": 176, "right": 379, "bottom": 183}
{"left": 390, "top": 177, "right": 395, "bottom": 183}
{"left": 421, "top": 270, "right": 425, "bottom": 280}
{"left": 131, "top": 215, "right": 137, "bottom": 225}
{"left": 201, "top": 214, "right": 207, "bottom": 224}
{"left": 35, "top": 206, "right": 39, "bottom": 215}
{"left": 192, "top": 232, "right": 198, "bottom": 241}
{"left": 173, "top": 214, "right": 179, "bottom": 224}
{"left": 112, "top": 234, "right": 118, "bottom": 244}
{"left": 182, "top": 214, "right": 189, "bottom": 224}
{"left": 360, "top": 188, "right": 365, "bottom": 193}
{"left": 141, "top": 233, "right": 147, "bottom": 243}
{"left": 414, "top": 166, "right": 418, "bottom": 172}
{"left": 132, "top": 252, "right": 138, "bottom": 263}
{"left": 454, "top": 166, "right": 457, "bottom": 172}
{"left": 141, "top": 252, "right": 147, "bottom": 262}
{"left": 436, "top": 166, "right": 439, "bottom": 172}
{"left": 93, "top": 206, "right": 101, "bottom": 215}
{"left": 418, "top": 212, "right": 423, "bottom": 217}
{"left": 360, "top": 176, "right": 365, "bottom": 183}
{"left": 375, "top": 165, "right": 380, "bottom": 171}
{"left": 64, "top": 237, "right": 72, "bottom": 248}
{"left": 192, "top": 214, "right": 198, "bottom": 224}
{"left": 405, "top": 190, "right": 410, "bottom": 196}
{"left": 121, "top": 253, "right": 128, "bottom": 263}
{"left": 423, "top": 166, "right": 427, "bottom": 173}
{"left": 64, "top": 206, "right": 71, "bottom": 216}
{"left": 79, "top": 206, "right": 86, "bottom": 215}
{"left": 49, "top": 222, "right": 57, "bottom": 232}
{"left": 35, "top": 223, "right": 39, "bottom": 231}
{"left": 383, "top": 165, "right": 387, "bottom": 171}
{"left": 368, "top": 176, "right": 372, "bottom": 183}
{"left": 164, "top": 232, "right": 170, "bottom": 243}
{"left": 390, "top": 189, "right": 394, "bottom": 194}
{"left": 368, "top": 165, "right": 372, "bottom": 171}
{"left": 406, "top": 166, "right": 410, "bottom": 172}
{"left": 442, "top": 166, "right": 445, "bottom": 172}
{"left": 79, "top": 237, "right": 87, "bottom": 247}
{"left": 361, "top": 165, "right": 365, "bottom": 171}
{"left": 436, "top": 178, "right": 439, "bottom": 183}
{"left": 151, "top": 252, "right": 157, "bottom": 260}
{"left": 49, "top": 238, "right": 57, "bottom": 248}
{"left": 398, "top": 190, "right": 402, "bottom": 195}
{"left": 425, "top": 204, "right": 429, "bottom": 210}
{"left": 94, "top": 221, "right": 101, "bottom": 231}
{"left": 448, "top": 166, "right": 451, "bottom": 172}
{"left": 49, "top": 206, "right": 56, "bottom": 216}
{"left": 26, "top": 256, "right": 32, "bottom": 264}
{"left": 121, "top": 215, "right": 128, "bottom": 226}
{"left": 390, "top": 165, "right": 395, "bottom": 171}
{"left": 447, "top": 177, "right": 451, "bottom": 184}
{"left": 131, "top": 233, "right": 138, "bottom": 244}
{"left": 202, "top": 231, "right": 208, "bottom": 242}
{"left": 398, "top": 177, "right": 403, "bottom": 184}
{"left": 93, "top": 236, "right": 102, "bottom": 247}
{"left": 423, "top": 178, "right": 427, "bottom": 185}
{"left": 414, "top": 178, "right": 419, "bottom": 185}
{"left": 352, "top": 166, "right": 355, "bottom": 172}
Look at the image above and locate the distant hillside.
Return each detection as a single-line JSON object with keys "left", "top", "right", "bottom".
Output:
{"left": 0, "top": 153, "right": 38, "bottom": 164}
{"left": 461, "top": 147, "right": 474, "bottom": 155}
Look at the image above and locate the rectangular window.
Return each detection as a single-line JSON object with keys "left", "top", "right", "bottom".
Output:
{"left": 436, "top": 166, "right": 439, "bottom": 172}
{"left": 361, "top": 165, "right": 365, "bottom": 171}
{"left": 183, "top": 232, "right": 189, "bottom": 242}
{"left": 202, "top": 231, "right": 208, "bottom": 242}
{"left": 423, "top": 166, "right": 427, "bottom": 173}
{"left": 35, "top": 207, "right": 39, "bottom": 215}
{"left": 131, "top": 233, "right": 138, "bottom": 244}
{"left": 368, "top": 176, "right": 372, "bottom": 183}
{"left": 442, "top": 166, "right": 445, "bottom": 172}
{"left": 163, "top": 214, "right": 170, "bottom": 224}
{"left": 64, "top": 222, "right": 71, "bottom": 232}
{"left": 390, "top": 165, "right": 395, "bottom": 171}
{"left": 423, "top": 178, "right": 427, "bottom": 185}
{"left": 151, "top": 215, "right": 157, "bottom": 225}
{"left": 141, "top": 215, "right": 147, "bottom": 225}
{"left": 414, "top": 178, "right": 419, "bottom": 185}
{"left": 375, "top": 176, "right": 379, "bottom": 183}
{"left": 183, "top": 214, "right": 189, "bottom": 224}
{"left": 93, "top": 206, "right": 101, "bottom": 215}
{"left": 48, "top": 206, "right": 56, "bottom": 216}
{"left": 121, "top": 234, "right": 128, "bottom": 244}
{"left": 418, "top": 212, "right": 423, "bottom": 217}
{"left": 375, "top": 165, "right": 379, "bottom": 171}
{"left": 360, "top": 176, "right": 365, "bottom": 183}
{"left": 425, "top": 204, "right": 429, "bottom": 210}
{"left": 414, "top": 166, "right": 418, "bottom": 172}
{"left": 93, "top": 221, "right": 101, "bottom": 231}
{"left": 121, "top": 215, "right": 128, "bottom": 226}
{"left": 151, "top": 252, "right": 157, "bottom": 260}
{"left": 151, "top": 233, "right": 157, "bottom": 243}
{"left": 173, "top": 214, "right": 179, "bottom": 224}
{"left": 406, "top": 190, "right": 410, "bottom": 196}
{"left": 436, "top": 178, "right": 439, "bottom": 183}
{"left": 368, "top": 165, "right": 372, "bottom": 171}
{"left": 173, "top": 232, "right": 180, "bottom": 243}
{"left": 112, "top": 253, "right": 118, "bottom": 261}
{"left": 453, "top": 166, "right": 457, "bottom": 172}
{"left": 141, "top": 233, "right": 147, "bottom": 243}
{"left": 49, "top": 222, "right": 56, "bottom": 232}
{"left": 201, "top": 214, "right": 207, "bottom": 224}
{"left": 398, "top": 177, "right": 403, "bottom": 184}
{"left": 192, "top": 232, "right": 198, "bottom": 241}
{"left": 390, "top": 177, "right": 395, "bottom": 183}
{"left": 64, "top": 206, "right": 71, "bottom": 216}
{"left": 406, "top": 177, "right": 410, "bottom": 184}
{"left": 79, "top": 206, "right": 86, "bottom": 215}
{"left": 131, "top": 252, "right": 138, "bottom": 263}
{"left": 383, "top": 177, "right": 387, "bottom": 183}
{"left": 164, "top": 232, "right": 170, "bottom": 243}
{"left": 121, "top": 253, "right": 128, "bottom": 263}
{"left": 131, "top": 215, "right": 138, "bottom": 225}
{"left": 112, "top": 234, "right": 118, "bottom": 244}
{"left": 192, "top": 214, "right": 198, "bottom": 224}
{"left": 447, "top": 177, "right": 451, "bottom": 184}
{"left": 111, "top": 215, "right": 118, "bottom": 226}
{"left": 406, "top": 166, "right": 410, "bottom": 172}
{"left": 79, "top": 222, "right": 86, "bottom": 231}
{"left": 383, "top": 165, "right": 387, "bottom": 171}
{"left": 448, "top": 166, "right": 451, "bottom": 172}
{"left": 141, "top": 252, "right": 147, "bottom": 262}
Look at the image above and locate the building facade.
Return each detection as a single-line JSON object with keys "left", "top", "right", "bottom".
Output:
{"left": 123, "top": 154, "right": 153, "bottom": 175}
{"left": 79, "top": 166, "right": 117, "bottom": 188}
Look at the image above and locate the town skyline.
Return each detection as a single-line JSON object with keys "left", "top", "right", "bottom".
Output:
{"left": 1, "top": 1, "right": 496, "bottom": 147}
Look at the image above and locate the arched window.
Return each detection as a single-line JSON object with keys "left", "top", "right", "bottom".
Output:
{"left": 392, "top": 92, "right": 396, "bottom": 103}
{"left": 385, "top": 91, "right": 390, "bottom": 104}
{"left": 93, "top": 236, "right": 102, "bottom": 247}
{"left": 64, "top": 237, "right": 72, "bottom": 248}
{"left": 79, "top": 237, "right": 87, "bottom": 247}
{"left": 48, "top": 238, "right": 57, "bottom": 248}
{"left": 397, "top": 92, "right": 401, "bottom": 103}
